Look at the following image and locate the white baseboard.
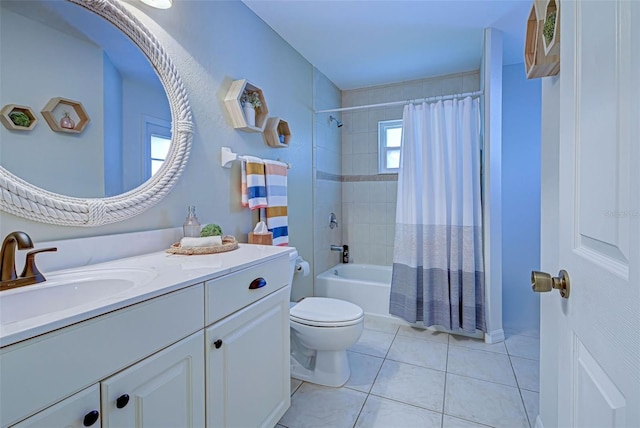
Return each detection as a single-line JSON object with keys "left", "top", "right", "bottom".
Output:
{"left": 484, "top": 328, "right": 505, "bottom": 344}
{"left": 535, "top": 415, "right": 544, "bottom": 428}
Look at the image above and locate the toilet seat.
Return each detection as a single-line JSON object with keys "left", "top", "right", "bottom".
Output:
{"left": 290, "top": 297, "right": 364, "bottom": 327}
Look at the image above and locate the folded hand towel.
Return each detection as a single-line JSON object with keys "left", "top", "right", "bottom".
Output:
{"left": 263, "top": 159, "right": 289, "bottom": 246}
{"left": 241, "top": 156, "right": 267, "bottom": 210}
{"left": 180, "top": 236, "right": 222, "bottom": 248}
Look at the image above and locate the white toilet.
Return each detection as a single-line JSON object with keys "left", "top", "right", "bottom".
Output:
{"left": 287, "top": 250, "right": 364, "bottom": 387}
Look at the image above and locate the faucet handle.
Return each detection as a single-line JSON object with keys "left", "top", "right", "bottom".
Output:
{"left": 20, "top": 247, "right": 57, "bottom": 282}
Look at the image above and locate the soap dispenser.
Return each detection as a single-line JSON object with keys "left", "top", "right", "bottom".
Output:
{"left": 183, "top": 205, "right": 201, "bottom": 237}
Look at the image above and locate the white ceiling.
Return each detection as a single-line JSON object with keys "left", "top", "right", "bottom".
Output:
{"left": 242, "top": 0, "right": 532, "bottom": 90}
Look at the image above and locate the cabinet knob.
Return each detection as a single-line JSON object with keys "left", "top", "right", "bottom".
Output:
{"left": 249, "top": 277, "right": 266, "bottom": 289}
{"left": 83, "top": 410, "right": 100, "bottom": 426}
{"left": 116, "top": 394, "right": 130, "bottom": 409}
{"left": 214, "top": 339, "right": 223, "bottom": 349}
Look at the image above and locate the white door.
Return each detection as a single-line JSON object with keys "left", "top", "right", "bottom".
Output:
{"left": 543, "top": 0, "right": 640, "bottom": 426}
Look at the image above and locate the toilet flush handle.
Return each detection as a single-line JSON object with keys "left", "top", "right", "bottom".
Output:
{"left": 249, "top": 277, "right": 267, "bottom": 289}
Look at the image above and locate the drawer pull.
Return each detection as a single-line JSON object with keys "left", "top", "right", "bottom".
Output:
{"left": 116, "top": 394, "right": 130, "bottom": 409}
{"left": 249, "top": 277, "right": 267, "bottom": 290}
{"left": 214, "top": 339, "right": 223, "bottom": 349}
{"left": 83, "top": 410, "right": 100, "bottom": 426}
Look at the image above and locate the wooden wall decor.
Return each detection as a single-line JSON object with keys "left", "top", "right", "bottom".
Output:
{"left": 525, "top": 0, "right": 560, "bottom": 79}
{"left": 0, "top": 104, "right": 38, "bottom": 131}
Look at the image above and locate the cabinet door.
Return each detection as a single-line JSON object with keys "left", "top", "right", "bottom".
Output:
{"left": 11, "top": 385, "right": 101, "bottom": 428}
{"left": 206, "top": 286, "right": 290, "bottom": 428}
{"left": 101, "top": 331, "right": 205, "bottom": 428}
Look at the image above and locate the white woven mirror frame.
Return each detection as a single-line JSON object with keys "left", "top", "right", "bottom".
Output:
{"left": 0, "top": 0, "right": 193, "bottom": 227}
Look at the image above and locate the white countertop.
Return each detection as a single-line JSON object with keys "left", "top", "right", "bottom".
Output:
{"left": 0, "top": 244, "right": 293, "bottom": 348}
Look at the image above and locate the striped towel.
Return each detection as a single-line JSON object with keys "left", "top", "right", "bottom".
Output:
{"left": 263, "top": 159, "right": 289, "bottom": 246}
{"left": 241, "top": 156, "right": 267, "bottom": 209}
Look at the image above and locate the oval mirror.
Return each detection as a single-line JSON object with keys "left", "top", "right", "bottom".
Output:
{"left": 0, "top": 0, "right": 192, "bottom": 227}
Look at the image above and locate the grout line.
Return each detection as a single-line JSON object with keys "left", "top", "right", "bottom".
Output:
{"left": 508, "top": 351, "right": 532, "bottom": 428}
{"left": 367, "top": 392, "right": 444, "bottom": 414}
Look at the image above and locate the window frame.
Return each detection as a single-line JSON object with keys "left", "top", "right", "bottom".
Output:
{"left": 378, "top": 119, "right": 403, "bottom": 174}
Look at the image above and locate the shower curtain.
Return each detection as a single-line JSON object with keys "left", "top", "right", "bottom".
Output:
{"left": 389, "top": 97, "right": 485, "bottom": 333}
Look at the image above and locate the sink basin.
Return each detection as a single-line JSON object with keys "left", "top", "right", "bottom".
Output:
{"left": 0, "top": 267, "right": 157, "bottom": 326}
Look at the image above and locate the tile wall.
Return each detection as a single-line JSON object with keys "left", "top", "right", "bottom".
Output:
{"left": 311, "top": 69, "right": 343, "bottom": 291}
{"left": 340, "top": 71, "right": 481, "bottom": 265}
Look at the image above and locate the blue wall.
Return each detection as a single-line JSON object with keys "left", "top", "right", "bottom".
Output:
{"left": 501, "top": 63, "right": 541, "bottom": 333}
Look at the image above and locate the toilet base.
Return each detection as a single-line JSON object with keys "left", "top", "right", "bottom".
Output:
{"left": 290, "top": 350, "right": 351, "bottom": 387}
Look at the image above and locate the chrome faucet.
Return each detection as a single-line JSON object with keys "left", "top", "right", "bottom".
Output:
{"left": 330, "top": 245, "right": 344, "bottom": 252}
{"left": 0, "top": 231, "right": 57, "bottom": 291}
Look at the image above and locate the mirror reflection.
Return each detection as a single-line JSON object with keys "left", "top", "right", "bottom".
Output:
{"left": 0, "top": 0, "right": 171, "bottom": 198}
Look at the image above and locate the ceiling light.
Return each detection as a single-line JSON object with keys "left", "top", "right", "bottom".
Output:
{"left": 139, "top": 0, "right": 172, "bottom": 9}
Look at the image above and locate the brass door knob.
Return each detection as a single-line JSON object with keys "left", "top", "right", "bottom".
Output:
{"left": 531, "top": 269, "right": 570, "bottom": 298}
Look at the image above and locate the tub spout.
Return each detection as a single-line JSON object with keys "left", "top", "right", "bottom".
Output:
{"left": 330, "top": 245, "right": 343, "bottom": 252}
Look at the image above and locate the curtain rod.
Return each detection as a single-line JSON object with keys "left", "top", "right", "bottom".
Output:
{"left": 315, "top": 90, "right": 483, "bottom": 114}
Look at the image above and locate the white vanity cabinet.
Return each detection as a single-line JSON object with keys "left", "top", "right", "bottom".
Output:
{"left": 12, "top": 332, "right": 204, "bottom": 428}
{"left": 205, "top": 256, "right": 291, "bottom": 428}
{"left": 1, "top": 285, "right": 204, "bottom": 428}
{"left": 11, "top": 385, "right": 101, "bottom": 428}
{"left": 1, "top": 247, "right": 292, "bottom": 428}
{"left": 101, "top": 331, "right": 205, "bottom": 427}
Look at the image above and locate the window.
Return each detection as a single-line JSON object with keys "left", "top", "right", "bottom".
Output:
{"left": 143, "top": 117, "right": 171, "bottom": 178}
{"left": 150, "top": 134, "right": 171, "bottom": 176}
{"left": 378, "top": 119, "right": 402, "bottom": 173}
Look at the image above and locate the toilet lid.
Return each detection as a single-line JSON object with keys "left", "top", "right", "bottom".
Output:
{"left": 290, "top": 297, "right": 364, "bottom": 326}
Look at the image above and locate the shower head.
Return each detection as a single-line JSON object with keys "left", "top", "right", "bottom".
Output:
{"left": 329, "top": 115, "right": 343, "bottom": 128}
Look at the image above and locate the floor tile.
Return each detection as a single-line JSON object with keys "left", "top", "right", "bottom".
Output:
{"left": 449, "top": 334, "right": 508, "bottom": 354}
{"left": 444, "top": 373, "right": 529, "bottom": 428}
{"left": 355, "top": 395, "right": 443, "bottom": 428}
{"left": 345, "top": 351, "right": 384, "bottom": 393}
{"left": 279, "top": 383, "right": 367, "bottom": 428}
{"left": 504, "top": 326, "right": 540, "bottom": 339}
{"left": 349, "top": 328, "right": 396, "bottom": 358}
{"left": 521, "top": 389, "right": 539, "bottom": 428}
{"left": 396, "top": 325, "right": 450, "bottom": 343}
{"left": 364, "top": 316, "right": 402, "bottom": 334}
{"left": 370, "top": 360, "right": 446, "bottom": 413}
{"left": 290, "top": 378, "right": 303, "bottom": 395}
{"left": 442, "top": 415, "right": 493, "bottom": 427}
{"left": 511, "top": 356, "right": 540, "bottom": 392}
{"left": 386, "top": 335, "right": 448, "bottom": 371}
{"left": 505, "top": 335, "right": 540, "bottom": 361}
{"left": 447, "top": 345, "right": 517, "bottom": 387}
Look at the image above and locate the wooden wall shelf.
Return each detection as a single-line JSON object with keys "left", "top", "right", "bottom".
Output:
{"left": 524, "top": 0, "right": 560, "bottom": 79}
{"left": 223, "top": 79, "right": 269, "bottom": 133}
{"left": 263, "top": 117, "right": 291, "bottom": 148}
{"left": 41, "top": 97, "right": 90, "bottom": 134}
{"left": 542, "top": 0, "right": 559, "bottom": 56}
{"left": 0, "top": 104, "right": 38, "bottom": 131}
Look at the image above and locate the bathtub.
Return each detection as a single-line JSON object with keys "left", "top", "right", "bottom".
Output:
{"left": 315, "top": 264, "right": 402, "bottom": 324}
{"left": 315, "top": 263, "right": 483, "bottom": 338}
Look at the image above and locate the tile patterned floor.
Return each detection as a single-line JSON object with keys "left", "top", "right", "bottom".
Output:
{"left": 278, "top": 318, "right": 540, "bottom": 428}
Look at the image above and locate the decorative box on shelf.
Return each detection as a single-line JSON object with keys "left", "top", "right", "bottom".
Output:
{"left": 524, "top": 0, "right": 560, "bottom": 79}
{"left": 223, "top": 79, "right": 269, "bottom": 133}
{"left": 248, "top": 232, "right": 273, "bottom": 246}
{"left": 0, "top": 104, "right": 38, "bottom": 131}
{"left": 41, "top": 97, "right": 90, "bottom": 134}
{"left": 263, "top": 117, "right": 291, "bottom": 148}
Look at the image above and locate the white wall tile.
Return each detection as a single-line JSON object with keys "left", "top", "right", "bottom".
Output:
{"left": 352, "top": 110, "right": 369, "bottom": 133}
{"left": 463, "top": 72, "right": 481, "bottom": 92}
{"left": 368, "top": 109, "right": 386, "bottom": 133}
{"left": 441, "top": 76, "right": 464, "bottom": 95}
